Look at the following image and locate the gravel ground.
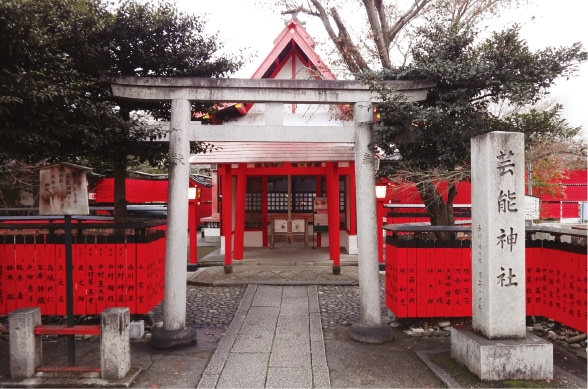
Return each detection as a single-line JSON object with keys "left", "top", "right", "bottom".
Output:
{"left": 152, "top": 285, "right": 247, "bottom": 329}
{"left": 146, "top": 276, "right": 450, "bottom": 332}
{"left": 148, "top": 279, "right": 386, "bottom": 332}
{"left": 317, "top": 276, "right": 388, "bottom": 330}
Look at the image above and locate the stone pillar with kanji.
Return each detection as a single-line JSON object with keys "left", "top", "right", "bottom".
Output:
{"left": 451, "top": 131, "right": 553, "bottom": 381}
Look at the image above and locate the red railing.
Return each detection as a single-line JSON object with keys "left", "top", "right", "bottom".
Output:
{"left": 0, "top": 219, "right": 166, "bottom": 315}
{"left": 385, "top": 228, "right": 587, "bottom": 333}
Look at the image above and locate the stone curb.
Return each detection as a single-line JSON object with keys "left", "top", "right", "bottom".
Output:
{"left": 197, "top": 261, "right": 359, "bottom": 267}
{"left": 211, "top": 280, "right": 359, "bottom": 286}
{"left": 414, "top": 350, "right": 461, "bottom": 388}
{"left": 187, "top": 277, "right": 360, "bottom": 287}
{"left": 553, "top": 366, "right": 588, "bottom": 388}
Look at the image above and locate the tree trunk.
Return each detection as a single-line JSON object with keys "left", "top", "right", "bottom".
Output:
{"left": 113, "top": 156, "right": 128, "bottom": 227}
{"left": 113, "top": 106, "right": 130, "bottom": 230}
{"left": 416, "top": 180, "right": 457, "bottom": 240}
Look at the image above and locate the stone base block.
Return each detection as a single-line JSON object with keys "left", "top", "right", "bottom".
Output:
{"left": 129, "top": 320, "right": 144, "bottom": 339}
{"left": 348, "top": 323, "right": 394, "bottom": 344}
{"left": 150, "top": 326, "right": 197, "bottom": 349}
{"left": 451, "top": 326, "right": 553, "bottom": 381}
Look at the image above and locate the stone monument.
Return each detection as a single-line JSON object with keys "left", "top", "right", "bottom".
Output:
{"left": 451, "top": 131, "right": 553, "bottom": 381}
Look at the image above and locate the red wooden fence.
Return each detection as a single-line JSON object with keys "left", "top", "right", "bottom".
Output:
{"left": 0, "top": 228, "right": 165, "bottom": 316}
{"left": 385, "top": 237, "right": 587, "bottom": 333}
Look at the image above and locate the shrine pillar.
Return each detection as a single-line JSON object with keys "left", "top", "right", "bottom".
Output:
{"left": 234, "top": 167, "right": 246, "bottom": 260}
{"left": 349, "top": 102, "right": 392, "bottom": 344}
{"left": 326, "top": 162, "right": 340, "bottom": 274}
{"left": 150, "top": 99, "right": 197, "bottom": 348}
{"left": 221, "top": 165, "right": 234, "bottom": 273}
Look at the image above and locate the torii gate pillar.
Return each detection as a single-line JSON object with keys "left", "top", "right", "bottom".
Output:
{"left": 349, "top": 102, "right": 393, "bottom": 344}
{"left": 150, "top": 99, "right": 198, "bottom": 348}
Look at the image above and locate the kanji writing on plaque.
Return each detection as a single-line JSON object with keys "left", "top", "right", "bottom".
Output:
{"left": 497, "top": 267, "right": 518, "bottom": 287}
{"left": 497, "top": 190, "right": 517, "bottom": 213}
{"left": 496, "top": 227, "right": 518, "bottom": 251}
{"left": 496, "top": 150, "right": 515, "bottom": 176}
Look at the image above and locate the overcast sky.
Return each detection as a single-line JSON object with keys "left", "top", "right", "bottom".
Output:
{"left": 174, "top": 0, "right": 587, "bottom": 136}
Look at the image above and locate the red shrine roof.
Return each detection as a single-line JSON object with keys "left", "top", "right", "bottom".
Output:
{"left": 191, "top": 18, "right": 353, "bottom": 164}
{"left": 190, "top": 142, "right": 353, "bottom": 164}
{"left": 207, "top": 18, "right": 338, "bottom": 119}
{"left": 251, "top": 18, "right": 336, "bottom": 80}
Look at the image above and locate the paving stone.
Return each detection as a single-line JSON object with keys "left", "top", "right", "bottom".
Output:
{"left": 216, "top": 352, "right": 269, "bottom": 388}
{"left": 266, "top": 367, "right": 312, "bottom": 388}
{"left": 307, "top": 286, "right": 321, "bottom": 314}
{"left": 240, "top": 306, "right": 280, "bottom": 334}
{"left": 231, "top": 332, "right": 275, "bottom": 353}
{"left": 270, "top": 337, "right": 311, "bottom": 367}
{"left": 275, "top": 315, "right": 309, "bottom": 339}
{"left": 283, "top": 285, "right": 308, "bottom": 299}
{"left": 279, "top": 299, "right": 308, "bottom": 316}
{"left": 252, "top": 285, "right": 283, "bottom": 307}
{"left": 309, "top": 312, "right": 330, "bottom": 388}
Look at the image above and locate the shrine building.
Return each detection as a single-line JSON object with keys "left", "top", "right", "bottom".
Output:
{"left": 192, "top": 19, "right": 358, "bottom": 267}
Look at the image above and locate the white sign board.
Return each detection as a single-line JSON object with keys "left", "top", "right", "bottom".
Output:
{"left": 313, "top": 197, "right": 328, "bottom": 226}
{"left": 524, "top": 195, "right": 540, "bottom": 220}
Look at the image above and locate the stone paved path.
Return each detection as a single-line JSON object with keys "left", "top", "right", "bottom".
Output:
{"left": 197, "top": 285, "right": 329, "bottom": 389}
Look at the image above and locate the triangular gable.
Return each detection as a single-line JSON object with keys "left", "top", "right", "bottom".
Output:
{"left": 217, "top": 18, "right": 337, "bottom": 117}
{"left": 251, "top": 18, "right": 336, "bottom": 81}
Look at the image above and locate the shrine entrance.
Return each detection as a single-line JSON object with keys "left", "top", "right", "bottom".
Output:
{"left": 202, "top": 161, "right": 358, "bottom": 266}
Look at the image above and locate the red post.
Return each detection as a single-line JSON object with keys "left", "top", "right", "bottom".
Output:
{"left": 234, "top": 169, "right": 246, "bottom": 260}
{"left": 262, "top": 176, "right": 268, "bottom": 247}
{"left": 316, "top": 175, "right": 322, "bottom": 247}
{"left": 211, "top": 170, "right": 219, "bottom": 214}
{"left": 348, "top": 167, "right": 357, "bottom": 236}
{"left": 377, "top": 198, "right": 385, "bottom": 264}
{"left": 221, "top": 165, "right": 233, "bottom": 268}
{"left": 188, "top": 197, "right": 197, "bottom": 265}
{"left": 326, "top": 163, "right": 340, "bottom": 269}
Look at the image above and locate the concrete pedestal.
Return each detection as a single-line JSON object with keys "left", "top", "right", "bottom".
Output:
{"left": 101, "top": 308, "right": 131, "bottom": 380}
{"left": 451, "top": 327, "right": 553, "bottom": 381}
{"left": 9, "top": 308, "right": 42, "bottom": 379}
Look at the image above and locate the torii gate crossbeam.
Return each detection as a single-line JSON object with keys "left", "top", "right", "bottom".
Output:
{"left": 109, "top": 77, "right": 434, "bottom": 347}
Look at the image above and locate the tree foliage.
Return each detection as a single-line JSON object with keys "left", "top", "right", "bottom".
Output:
{"left": 364, "top": 23, "right": 586, "bottom": 232}
{"left": 1, "top": 0, "right": 112, "bottom": 162}
{"left": 0, "top": 0, "right": 241, "bottom": 218}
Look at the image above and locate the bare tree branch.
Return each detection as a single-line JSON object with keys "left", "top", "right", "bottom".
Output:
{"left": 387, "top": 0, "right": 432, "bottom": 46}
{"left": 281, "top": 6, "right": 320, "bottom": 17}
{"left": 328, "top": 5, "right": 371, "bottom": 72}
{"left": 362, "top": 0, "right": 392, "bottom": 68}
